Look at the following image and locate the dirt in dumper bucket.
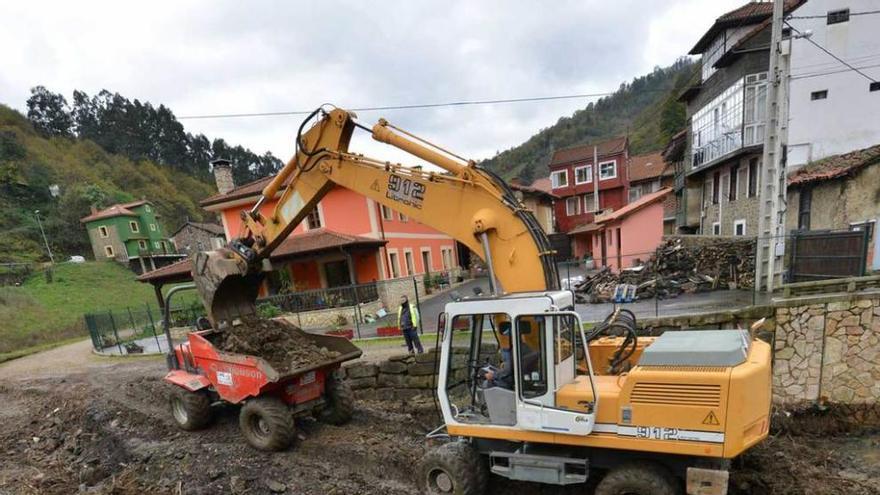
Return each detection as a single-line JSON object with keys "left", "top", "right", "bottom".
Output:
{"left": 212, "top": 316, "right": 341, "bottom": 372}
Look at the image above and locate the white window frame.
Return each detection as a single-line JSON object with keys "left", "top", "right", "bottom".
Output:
{"left": 138, "top": 240, "right": 147, "bottom": 250}
{"left": 550, "top": 170, "right": 568, "bottom": 189}
{"left": 150, "top": 223, "right": 157, "bottom": 232}
{"left": 104, "top": 245, "right": 115, "bottom": 258}
{"left": 154, "top": 241, "right": 161, "bottom": 249}
{"left": 734, "top": 219, "right": 746, "bottom": 236}
{"left": 381, "top": 205, "right": 393, "bottom": 221}
{"left": 565, "top": 196, "right": 581, "bottom": 216}
{"left": 305, "top": 205, "right": 323, "bottom": 230}
{"left": 144, "top": 205, "right": 151, "bottom": 212}
{"left": 398, "top": 212, "right": 408, "bottom": 222}
{"left": 403, "top": 249, "right": 415, "bottom": 275}
{"left": 628, "top": 185, "right": 642, "bottom": 203}
{"left": 440, "top": 247, "right": 453, "bottom": 270}
{"left": 129, "top": 221, "right": 140, "bottom": 233}
{"left": 98, "top": 225, "right": 109, "bottom": 238}
{"left": 598, "top": 160, "right": 617, "bottom": 180}
{"left": 574, "top": 165, "right": 592, "bottom": 185}
{"left": 712, "top": 222, "right": 721, "bottom": 236}
{"left": 420, "top": 247, "right": 433, "bottom": 273}
{"left": 582, "top": 193, "right": 595, "bottom": 213}
{"left": 387, "top": 250, "right": 401, "bottom": 278}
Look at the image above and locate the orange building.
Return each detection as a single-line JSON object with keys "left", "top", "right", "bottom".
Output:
{"left": 200, "top": 161, "right": 459, "bottom": 293}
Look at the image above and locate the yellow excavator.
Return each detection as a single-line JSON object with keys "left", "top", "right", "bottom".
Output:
{"left": 193, "top": 106, "right": 772, "bottom": 495}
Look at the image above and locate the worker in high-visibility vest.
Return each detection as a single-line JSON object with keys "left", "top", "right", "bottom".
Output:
{"left": 397, "top": 294, "right": 424, "bottom": 354}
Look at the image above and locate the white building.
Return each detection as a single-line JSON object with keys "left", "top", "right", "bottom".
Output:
{"left": 787, "top": 0, "right": 880, "bottom": 169}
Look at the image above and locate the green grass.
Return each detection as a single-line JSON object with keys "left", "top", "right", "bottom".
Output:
{"left": 0, "top": 261, "right": 173, "bottom": 355}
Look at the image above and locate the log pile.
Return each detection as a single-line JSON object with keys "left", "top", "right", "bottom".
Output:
{"left": 575, "top": 237, "right": 756, "bottom": 303}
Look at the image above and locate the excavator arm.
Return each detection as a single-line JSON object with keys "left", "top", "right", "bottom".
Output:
{"left": 194, "top": 107, "right": 558, "bottom": 325}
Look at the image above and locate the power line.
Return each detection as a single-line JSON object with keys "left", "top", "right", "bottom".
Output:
{"left": 176, "top": 89, "right": 676, "bottom": 120}
{"left": 791, "top": 61, "right": 880, "bottom": 81}
{"left": 788, "top": 9, "right": 880, "bottom": 19}
{"left": 786, "top": 22, "right": 878, "bottom": 83}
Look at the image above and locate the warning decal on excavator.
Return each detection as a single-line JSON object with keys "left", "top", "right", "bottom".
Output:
{"left": 370, "top": 179, "right": 380, "bottom": 192}
{"left": 702, "top": 411, "right": 720, "bottom": 426}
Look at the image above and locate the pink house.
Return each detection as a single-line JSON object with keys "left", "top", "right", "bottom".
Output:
{"left": 592, "top": 188, "right": 672, "bottom": 272}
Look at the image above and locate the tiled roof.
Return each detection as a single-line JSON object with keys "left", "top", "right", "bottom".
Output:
{"left": 509, "top": 182, "right": 558, "bottom": 199}
{"left": 569, "top": 222, "right": 600, "bottom": 235}
{"left": 788, "top": 144, "right": 880, "bottom": 187}
{"left": 200, "top": 176, "right": 274, "bottom": 207}
{"left": 595, "top": 188, "right": 673, "bottom": 225}
{"left": 663, "top": 129, "right": 688, "bottom": 161}
{"left": 137, "top": 228, "right": 387, "bottom": 284}
{"left": 171, "top": 221, "right": 225, "bottom": 238}
{"left": 530, "top": 177, "right": 552, "bottom": 193}
{"left": 80, "top": 199, "right": 152, "bottom": 223}
{"left": 549, "top": 136, "right": 628, "bottom": 167}
{"left": 690, "top": 1, "right": 802, "bottom": 54}
{"left": 628, "top": 152, "right": 671, "bottom": 183}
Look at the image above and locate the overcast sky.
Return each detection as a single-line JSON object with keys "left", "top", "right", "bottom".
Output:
{"left": 0, "top": 1, "right": 743, "bottom": 167}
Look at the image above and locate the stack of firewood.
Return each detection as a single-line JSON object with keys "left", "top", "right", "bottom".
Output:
{"left": 574, "top": 237, "right": 756, "bottom": 303}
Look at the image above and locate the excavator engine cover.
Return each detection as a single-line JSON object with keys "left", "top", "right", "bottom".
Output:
{"left": 193, "top": 249, "right": 263, "bottom": 327}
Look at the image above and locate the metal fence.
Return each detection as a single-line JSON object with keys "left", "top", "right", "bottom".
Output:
{"left": 84, "top": 301, "right": 205, "bottom": 355}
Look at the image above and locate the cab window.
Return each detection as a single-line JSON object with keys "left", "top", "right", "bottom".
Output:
{"left": 516, "top": 316, "right": 547, "bottom": 399}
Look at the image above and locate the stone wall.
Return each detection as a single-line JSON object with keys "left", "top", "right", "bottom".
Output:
{"left": 281, "top": 299, "right": 381, "bottom": 331}
{"left": 773, "top": 291, "right": 880, "bottom": 405}
{"left": 376, "top": 275, "right": 425, "bottom": 311}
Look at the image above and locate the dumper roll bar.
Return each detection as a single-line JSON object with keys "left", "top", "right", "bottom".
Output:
{"left": 163, "top": 283, "right": 197, "bottom": 370}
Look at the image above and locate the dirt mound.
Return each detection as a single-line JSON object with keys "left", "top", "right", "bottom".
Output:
{"left": 212, "top": 317, "right": 341, "bottom": 372}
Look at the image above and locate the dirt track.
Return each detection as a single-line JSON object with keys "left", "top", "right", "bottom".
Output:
{"left": 0, "top": 355, "right": 878, "bottom": 494}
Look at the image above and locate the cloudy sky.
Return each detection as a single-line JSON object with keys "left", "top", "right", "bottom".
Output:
{"left": 0, "top": 1, "right": 743, "bottom": 165}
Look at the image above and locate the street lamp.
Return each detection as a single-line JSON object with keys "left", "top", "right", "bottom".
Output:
{"left": 33, "top": 210, "right": 55, "bottom": 264}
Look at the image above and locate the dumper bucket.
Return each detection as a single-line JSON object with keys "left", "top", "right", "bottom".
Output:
{"left": 192, "top": 249, "right": 263, "bottom": 327}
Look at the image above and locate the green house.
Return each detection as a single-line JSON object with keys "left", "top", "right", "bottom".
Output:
{"left": 80, "top": 200, "right": 184, "bottom": 273}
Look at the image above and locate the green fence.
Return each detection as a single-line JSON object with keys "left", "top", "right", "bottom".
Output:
{"left": 84, "top": 301, "right": 206, "bottom": 354}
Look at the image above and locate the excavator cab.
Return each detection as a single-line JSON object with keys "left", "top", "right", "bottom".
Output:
{"left": 437, "top": 291, "right": 598, "bottom": 437}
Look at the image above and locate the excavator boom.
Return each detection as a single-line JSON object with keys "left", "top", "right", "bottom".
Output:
{"left": 194, "top": 107, "right": 558, "bottom": 325}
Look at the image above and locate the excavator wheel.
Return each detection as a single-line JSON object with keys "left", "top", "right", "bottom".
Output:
{"left": 169, "top": 387, "right": 213, "bottom": 431}
{"left": 317, "top": 376, "right": 354, "bottom": 425}
{"left": 418, "top": 441, "right": 487, "bottom": 495}
{"left": 239, "top": 397, "right": 296, "bottom": 451}
{"left": 594, "top": 462, "right": 679, "bottom": 495}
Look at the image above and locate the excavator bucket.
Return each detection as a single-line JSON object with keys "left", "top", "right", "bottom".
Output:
{"left": 192, "top": 249, "right": 264, "bottom": 327}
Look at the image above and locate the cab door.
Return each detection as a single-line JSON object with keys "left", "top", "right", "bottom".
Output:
{"left": 514, "top": 312, "right": 597, "bottom": 436}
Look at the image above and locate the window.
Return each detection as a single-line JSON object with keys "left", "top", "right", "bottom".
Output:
{"left": 734, "top": 219, "right": 746, "bottom": 236}
{"left": 306, "top": 208, "right": 322, "bottom": 229}
{"left": 582, "top": 193, "right": 595, "bottom": 213}
{"left": 811, "top": 90, "right": 828, "bottom": 101}
{"left": 129, "top": 221, "right": 140, "bottom": 233}
{"left": 748, "top": 158, "right": 759, "bottom": 197}
{"left": 798, "top": 188, "right": 812, "bottom": 230}
{"left": 744, "top": 72, "right": 768, "bottom": 146}
{"left": 515, "top": 316, "right": 547, "bottom": 399}
{"left": 729, "top": 165, "right": 739, "bottom": 201}
{"left": 421, "top": 250, "right": 432, "bottom": 273}
{"left": 712, "top": 222, "right": 721, "bottom": 236}
{"left": 870, "top": 82, "right": 880, "bottom": 92}
{"left": 404, "top": 250, "right": 415, "bottom": 275}
{"left": 712, "top": 171, "right": 720, "bottom": 204}
{"left": 150, "top": 223, "right": 156, "bottom": 232}
{"left": 827, "top": 8, "right": 849, "bottom": 24}
{"left": 628, "top": 185, "right": 642, "bottom": 203}
{"left": 381, "top": 205, "right": 393, "bottom": 221}
{"left": 441, "top": 248, "right": 453, "bottom": 270}
{"left": 138, "top": 240, "right": 147, "bottom": 250}
{"left": 565, "top": 196, "right": 581, "bottom": 216}
{"left": 398, "top": 212, "right": 408, "bottom": 222}
{"left": 153, "top": 241, "right": 160, "bottom": 249}
{"left": 144, "top": 205, "right": 151, "bottom": 212}
{"left": 98, "top": 226, "right": 109, "bottom": 238}
{"left": 551, "top": 170, "right": 568, "bottom": 189}
{"left": 104, "top": 245, "right": 115, "bottom": 257}
{"left": 850, "top": 221, "right": 875, "bottom": 242}
{"left": 388, "top": 251, "right": 401, "bottom": 278}
{"left": 598, "top": 160, "right": 616, "bottom": 180}
{"left": 574, "top": 165, "right": 592, "bottom": 184}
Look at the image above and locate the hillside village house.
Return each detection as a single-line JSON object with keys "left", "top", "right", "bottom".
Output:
{"left": 592, "top": 188, "right": 673, "bottom": 272}
{"left": 627, "top": 152, "right": 676, "bottom": 234}
{"left": 509, "top": 180, "right": 557, "bottom": 234}
{"left": 80, "top": 200, "right": 182, "bottom": 274}
{"left": 675, "top": 1, "right": 803, "bottom": 237}
{"left": 198, "top": 159, "right": 459, "bottom": 295}
{"left": 548, "top": 136, "right": 630, "bottom": 258}
{"left": 170, "top": 221, "right": 226, "bottom": 256}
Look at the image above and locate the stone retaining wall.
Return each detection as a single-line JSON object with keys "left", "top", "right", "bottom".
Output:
{"left": 773, "top": 291, "right": 880, "bottom": 405}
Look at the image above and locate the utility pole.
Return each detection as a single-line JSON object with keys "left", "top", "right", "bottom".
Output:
{"left": 592, "top": 146, "right": 600, "bottom": 213}
{"left": 34, "top": 210, "right": 55, "bottom": 264}
{"left": 755, "top": 0, "right": 789, "bottom": 293}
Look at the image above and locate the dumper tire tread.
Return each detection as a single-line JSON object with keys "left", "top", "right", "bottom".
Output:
{"left": 595, "top": 462, "right": 678, "bottom": 495}
{"left": 169, "top": 387, "right": 213, "bottom": 431}
{"left": 418, "top": 441, "right": 487, "bottom": 495}
{"left": 239, "top": 397, "right": 295, "bottom": 451}
{"left": 318, "top": 376, "right": 355, "bottom": 425}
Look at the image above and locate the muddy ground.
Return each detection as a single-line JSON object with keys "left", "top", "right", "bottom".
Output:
{"left": 0, "top": 358, "right": 878, "bottom": 494}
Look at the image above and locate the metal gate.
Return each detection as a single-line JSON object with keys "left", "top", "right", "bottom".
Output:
{"left": 789, "top": 229, "right": 870, "bottom": 281}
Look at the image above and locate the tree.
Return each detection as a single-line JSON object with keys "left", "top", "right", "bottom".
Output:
{"left": 26, "top": 86, "right": 73, "bottom": 137}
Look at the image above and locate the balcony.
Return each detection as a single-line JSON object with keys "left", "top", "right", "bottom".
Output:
{"left": 258, "top": 282, "right": 380, "bottom": 312}
{"left": 137, "top": 244, "right": 178, "bottom": 257}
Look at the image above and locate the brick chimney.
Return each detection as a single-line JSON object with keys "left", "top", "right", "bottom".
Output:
{"left": 211, "top": 159, "right": 234, "bottom": 194}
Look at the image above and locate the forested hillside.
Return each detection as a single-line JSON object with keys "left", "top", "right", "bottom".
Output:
{"left": 481, "top": 58, "right": 696, "bottom": 181}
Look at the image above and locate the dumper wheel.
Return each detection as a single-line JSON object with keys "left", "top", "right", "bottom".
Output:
{"left": 418, "top": 441, "right": 487, "bottom": 495}
{"left": 318, "top": 376, "right": 354, "bottom": 425}
{"left": 239, "top": 397, "right": 295, "bottom": 451}
{"left": 595, "top": 463, "right": 678, "bottom": 495}
{"left": 169, "top": 387, "right": 213, "bottom": 431}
